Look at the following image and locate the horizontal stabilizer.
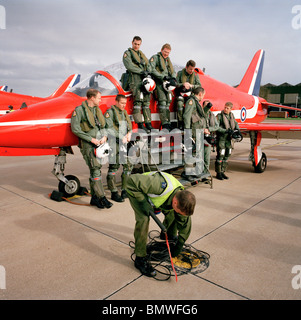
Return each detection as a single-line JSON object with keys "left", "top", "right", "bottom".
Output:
{"left": 239, "top": 122, "right": 301, "bottom": 140}
{"left": 261, "top": 101, "right": 301, "bottom": 112}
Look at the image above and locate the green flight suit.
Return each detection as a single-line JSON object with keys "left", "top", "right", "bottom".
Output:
{"left": 149, "top": 52, "right": 176, "bottom": 126}
{"left": 71, "top": 101, "right": 107, "bottom": 198}
{"left": 125, "top": 172, "right": 191, "bottom": 258}
{"left": 183, "top": 95, "right": 210, "bottom": 176}
{"left": 215, "top": 111, "right": 239, "bottom": 174}
{"left": 123, "top": 48, "right": 152, "bottom": 125}
{"left": 104, "top": 105, "right": 133, "bottom": 193}
{"left": 204, "top": 110, "right": 219, "bottom": 172}
{"left": 176, "top": 69, "right": 202, "bottom": 123}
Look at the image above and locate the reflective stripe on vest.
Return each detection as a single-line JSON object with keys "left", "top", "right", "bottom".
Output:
{"left": 143, "top": 171, "right": 183, "bottom": 207}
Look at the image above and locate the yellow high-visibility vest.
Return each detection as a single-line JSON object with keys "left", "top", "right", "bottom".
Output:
{"left": 143, "top": 171, "right": 183, "bottom": 207}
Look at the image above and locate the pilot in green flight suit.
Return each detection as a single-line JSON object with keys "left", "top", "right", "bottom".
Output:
{"left": 123, "top": 36, "right": 153, "bottom": 133}
{"left": 176, "top": 60, "right": 202, "bottom": 129}
{"left": 215, "top": 101, "right": 240, "bottom": 180}
{"left": 125, "top": 171, "right": 196, "bottom": 277}
{"left": 71, "top": 88, "right": 113, "bottom": 209}
{"left": 149, "top": 43, "right": 176, "bottom": 131}
{"left": 183, "top": 87, "right": 211, "bottom": 180}
{"left": 104, "top": 94, "right": 133, "bottom": 202}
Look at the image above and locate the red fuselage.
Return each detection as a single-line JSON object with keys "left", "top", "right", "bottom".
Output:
{"left": 0, "top": 69, "right": 268, "bottom": 155}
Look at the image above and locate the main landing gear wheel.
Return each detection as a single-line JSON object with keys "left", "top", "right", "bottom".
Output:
{"left": 58, "top": 175, "right": 80, "bottom": 197}
{"left": 254, "top": 152, "right": 267, "bottom": 173}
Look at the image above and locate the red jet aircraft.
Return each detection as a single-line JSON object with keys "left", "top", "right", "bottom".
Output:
{"left": 0, "top": 74, "right": 80, "bottom": 116}
{"left": 0, "top": 49, "right": 300, "bottom": 194}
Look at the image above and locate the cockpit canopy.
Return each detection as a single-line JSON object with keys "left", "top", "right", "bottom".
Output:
{"left": 68, "top": 72, "right": 119, "bottom": 97}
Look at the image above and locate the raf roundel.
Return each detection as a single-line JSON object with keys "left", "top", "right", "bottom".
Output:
{"left": 240, "top": 107, "right": 247, "bottom": 122}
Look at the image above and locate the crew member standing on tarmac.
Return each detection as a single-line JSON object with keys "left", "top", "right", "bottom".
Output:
{"left": 123, "top": 36, "right": 153, "bottom": 133}
{"left": 149, "top": 43, "right": 177, "bottom": 131}
{"left": 175, "top": 60, "right": 202, "bottom": 130}
{"left": 203, "top": 107, "right": 219, "bottom": 180}
{"left": 126, "top": 172, "right": 196, "bottom": 277}
{"left": 71, "top": 88, "right": 113, "bottom": 210}
{"left": 182, "top": 87, "right": 211, "bottom": 181}
{"left": 104, "top": 94, "right": 133, "bottom": 202}
{"left": 215, "top": 102, "right": 240, "bottom": 180}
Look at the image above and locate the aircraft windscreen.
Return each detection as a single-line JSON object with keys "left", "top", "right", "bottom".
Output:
{"left": 69, "top": 73, "right": 118, "bottom": 97}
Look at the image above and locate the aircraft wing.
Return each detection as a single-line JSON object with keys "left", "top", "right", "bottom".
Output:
{"left": 239, "top": 122, "right": 301, "bottom": 139}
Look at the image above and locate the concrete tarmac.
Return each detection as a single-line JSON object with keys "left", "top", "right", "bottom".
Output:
{"left": 0, "top": 135, "right": 301, "bottom": 300}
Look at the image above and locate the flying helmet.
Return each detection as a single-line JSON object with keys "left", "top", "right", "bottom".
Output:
{"left": 142, "top": 76, "right": 156, "bottom": 92}
{"left": 163, "top": 77, "right": 177, "bottom": 92}
{"left": 204, "top": 134, "right": 216, "bottom": 146}
{"left": 180, "top": 86, "right": 192, "bottom": 97}
{"left": 94, "top": 142, "right": 111, "bottom": 159}
{"left": 231, "top": 130, "right": 243, "bottom": 142}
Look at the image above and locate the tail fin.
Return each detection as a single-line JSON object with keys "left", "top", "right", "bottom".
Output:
{"left": 237, "top": 50, "right": 265, "bottom": 96}
{"left": 0, "top": 85, "right": 8, "bottom": 92}
{"left": 49, "top": 74, "right": 80, "bottom": 98}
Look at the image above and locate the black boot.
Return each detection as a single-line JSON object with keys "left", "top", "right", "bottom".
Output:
{"left": 221, "top": 161, "right": 229, "bottom": 179}
{"left": 100, "top": 196, "right": 113, "bottom": 208}
{"left": 215, "top": 160, "right": 223, "bottom": 180}
{"left": 111, "top": 191, "right": 124, "bottom": 202}
{"left": 162, "top": 123, "right": 172, "bottom": 132}
{"left": 178, "top": 121, "right": 184, "bottom": 131}
{"left": 134, "top": 256, "right": 156, "bottom": 277}
{"left": 90, "top": 195, "right": 105, "bottom": 209}
{"left": 221, "top": 172, "right": 229, "bottom": 180}
{"left": 216, "top": 173, "right": 224, "bottom": 180}
{"left": 121, "top": 190, "right": 128, "bottom": 199}
{"left": 137, "top": 123, "right": 149, "bottom": 133}
{"left": 145, "top": 122, "right": 154, "bottom": 132}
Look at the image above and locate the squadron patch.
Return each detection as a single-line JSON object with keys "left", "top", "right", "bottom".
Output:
{"left": 73, "top": 110, "right": 76, "bottom": 117}
{"left": 124, "top": 53, "right": 127, "bottom": 58}
{"left": 161, "top": 182, "right": 167, "bottom": 189}
{"left": 150, "top": 57, "right": 154, "bottom": 62}
{"left": 189, "top": 100, "right": 193, "bottom": 105}
{"left": 105, "top": 112, "right": 110, "bottom": 118}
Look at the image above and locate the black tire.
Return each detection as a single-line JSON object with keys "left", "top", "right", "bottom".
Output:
{"left": 58, "top": 175, "right": 80, "bottom": 197}
{"left": 254, "top": 152, "right": 267, "bottom": 173}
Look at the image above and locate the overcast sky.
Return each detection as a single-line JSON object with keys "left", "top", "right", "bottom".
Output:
{"left": 0, "top": 0, "right": 300, "bottom": 96}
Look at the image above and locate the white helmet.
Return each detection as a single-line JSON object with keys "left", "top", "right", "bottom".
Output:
{"left": 94, "top": 142, "right": 111, "bottom": 159}
{"left": 180, "top": 89, "right": 192, "bottom": 97}
{"left": 143, "top": 77, "right": 156, "bottom": 92}
{"left": 163, "top": 80, "right": 176, "bottom": 92}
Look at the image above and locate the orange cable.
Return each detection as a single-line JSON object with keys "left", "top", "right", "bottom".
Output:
{"left": 165, "top": 232, "right": 178, "bottom": 282}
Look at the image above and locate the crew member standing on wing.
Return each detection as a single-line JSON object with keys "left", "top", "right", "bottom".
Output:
{"left": 215, "top": 102, "right": 240, "bottom": 180}
{"left": 104, "top": 94, "right": 133, "bottom": 202}
{"left": 125, "top": 171, "right": 196, "bottom": 277}
{"left": 71, "top": 88, "right": 113, "bottom": 210}
{"left": 123, "top": 36, "right": 153, "bottom": 133}
{"left": 176, "top": 60, "right": 202, "bottom": 130}
{"left": 149, "top": 43, "right": 177, "bottom": 131}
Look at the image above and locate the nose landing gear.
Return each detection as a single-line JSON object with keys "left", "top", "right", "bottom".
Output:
{"left": 51, "top": 148, "right": 81, "bottom": 197}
